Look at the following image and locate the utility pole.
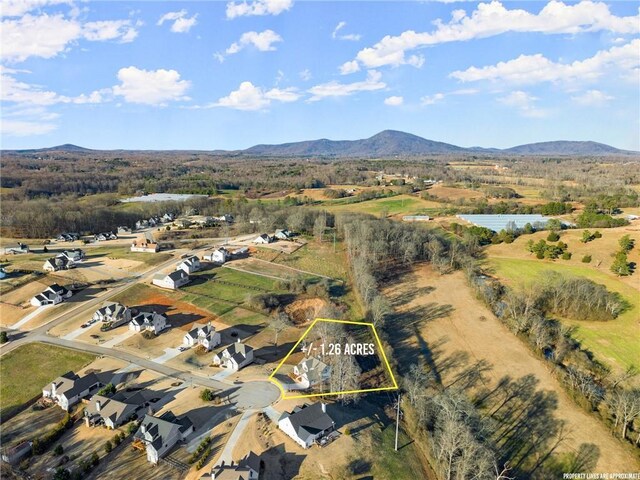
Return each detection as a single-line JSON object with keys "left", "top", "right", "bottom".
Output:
{"left": 333, "top": 230, "right": 336, "bottom": 253}
{"left": 394, "top": 393, "right": 401, "bottom": 452}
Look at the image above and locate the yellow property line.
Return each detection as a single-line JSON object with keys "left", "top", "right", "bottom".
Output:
{"left": 268, "top": 317, "right": 399, "bottom": 399}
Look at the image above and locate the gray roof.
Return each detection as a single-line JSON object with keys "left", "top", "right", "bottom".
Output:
{"left": 86, "top": 389, "right": 158, "bottom": 426}
{"left": 47, "top": 371, "right": 109, "bottom": 400}
{"left": 135, "top": 412, "right": 192, "bottom": 451}
{"left": 167, "top": 270, "right": 189, "bottom": 281}
{"left": 280, "top": 403, "right": 334, "bottom": 444}
{"left": 297, "top": 357, "right": 330, "bottom": 385}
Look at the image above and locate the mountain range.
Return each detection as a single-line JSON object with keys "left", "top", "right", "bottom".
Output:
{"left": 6, "top": 131, "right": 637, "bottom": 157}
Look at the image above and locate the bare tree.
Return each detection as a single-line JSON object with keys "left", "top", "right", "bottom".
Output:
{"left": 369, "top": 295, "right": 391, "bottom": 328}
{"left": 313, "top": 214, "right": 326, "bottom": 243}
{"left": 269, "top": 312, "right": 292, "bottom": 355}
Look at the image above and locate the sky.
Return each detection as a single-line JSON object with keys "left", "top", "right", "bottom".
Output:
{"left": 1, "top": 0, "right": 639, "bottom": 150}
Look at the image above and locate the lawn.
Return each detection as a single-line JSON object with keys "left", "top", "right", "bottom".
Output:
{"left": 369, "top": 424, "right": 431, "bottom": 479}
{"left": 0, "top": 343, "right": 95, "bottom": 420}
{"left": 489, "top": 256, "right": 639, "bottom": 373}
{"left": 261, "top": 241, "right": 350, "bottom": 280}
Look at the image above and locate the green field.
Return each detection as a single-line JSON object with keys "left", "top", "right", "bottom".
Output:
{"left": 489, "top": 257, "right": 639, "bottom": 373}
{"left": 369, "top": 424, "right": 431, "bottom": 479}
{"left": 322, "top": 194, "right": 439, "bottom": 217}
{"left": 0, "top": 343, "right": 95, "bottom": 420}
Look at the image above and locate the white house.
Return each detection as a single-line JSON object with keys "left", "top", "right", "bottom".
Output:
{"left": 176, "top": 256, "right": 201, "bottom": 274}
{"left": 277, "top": 403, "right": 335, "bottom": 449}
{"left": 293, "top": 357, "right": 331, "bottom": 388}
{"left": 183, "top": 322, "right": 220, "bottom": 351}
{"left": 129, "top": 312, "right": 167, "bottom": 335}
{"left": 134, "top": 413, "right": 193, "bottom": 464}
{"left": 152, "top": 270, "right": 190, "bottom": 290}
{"left": 94, "top": 232, "right": 118, "bottom": 241}
{"left": 42, "top": 371, "right": 109, "bottom": 411}
{"left": 214, "top": 214, "right": 234, "bottom": 224}
{"left": 253, "top": 234, "right": 273, "bottom": 244}
{"left": 4, "top": 243, "right": 29, "bottom": 255}
{"left": 213, "top": 341, "right": 254, "bottom": 371}
{"left": 60, "top": 249, "right": 85, "bottom": 262}
{"left": 30, "top": 284, "right": 72, "bottom": 306}
{"left": 84, "top": 389, "right": 156, "bottom": 429}
{"left": 274, "top": 229, "right": 293, "bottom": 241}
{"left": 43, "top": 255, "right": 75, "bottom": 272}
{"left": 93, "top": 302, "right": 132, "bottom": 327}
{"left": 203, "top": 247, "right": 230, "bottom": 265}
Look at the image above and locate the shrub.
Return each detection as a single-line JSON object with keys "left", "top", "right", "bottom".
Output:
{"left": 97, "top": 383, "right": 116, "bottom": 396}
{"left": 0, "top": 331, "right": 8, "bottom": 344}
{"left": 54, "top": 444, "right": 64, "bottom": 456}
{"left": 561, "top": 252, "right": 572, "bottom": 260}
{"left": 104, "top": 441, "right": 112, "bottom": 454}
{"left": 547, "top": 232, "right": 560, "bottom": 242}
{"left": 344, "top": 427, "right": 351, "bottom": 436}
{"left": 200, "top": 389, "right": 215, "bottom": 402}
{"left": 582, "top": 255, "right": 592, "bottom": 263}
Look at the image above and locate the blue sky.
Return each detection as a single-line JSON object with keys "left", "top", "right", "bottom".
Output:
{"left": 1, "top": 0, "right": 639, "bottom": 150}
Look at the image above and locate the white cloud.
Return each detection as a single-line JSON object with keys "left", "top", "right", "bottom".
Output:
{"left": 225, "top": 30, "right": 282, "bottom": 55}
{"left": 226, "top": 0, "right": 292, "bottom": 19}
{"left": 299, "top": 69, "right": 312, "bottom": 81}
{"left": 83, "top": 20, "right": 138, "bottom": 42}
{"left": 384, "top": 95, "right": 403, "bottom": 106}
{"left": 349, "top": 1, "right": 640, "bottom": 69}
{"left": 499, "top": 90, "right": 547, "bottom": 117}
{"left": 157, "top": 10, "right": 198, "bottom": 33}
{"left": 0, "top": 0, "right": 71, "bottom": 17}
{"left": 339, "top": 60, "right": 360, "bottom": 75}
{"left": 308, "top": 70, "right": 386, "bottom": 101}
{"left": 213, "top": 81, "right": 301, "bottom": 110}
{"left": 571, "top": 89, "right": 614, "bottom": 106}
{"left": 112, "top": 67, "right": 191, "bottom": 105}
{"left": 1, "top": 12, "right": 140, "bottom": 62}
{"left": 450, "top": 39, "right": 640, "bottom": 84}
{"left": 332, "top": 21, "right": 361, "bottom": 41}
{"left": 1, "top": 119, "right": 57, "bottom": 136}
{"left": 421, "top": 93, "right": 445, "bottom": 105}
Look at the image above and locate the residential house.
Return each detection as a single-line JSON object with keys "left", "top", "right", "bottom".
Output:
{"left": 177, "top": 256, "right": 201, "bottom": 274}
{"left": 92, "top": 302, "right": 132, "bottom": 328}
{"left": 402, "top": 215, "right": 430, "bottom": 222}
{"left": 84, "top": 390, "right": 158, "bottom": 429}
{"left": 206, "top": 452, "right": 261, "bottom": 480}
{"left": 183, "top": 322, "right": 220, "bottom": 351}
{"left": 61, "top": 249, "right": 85, "bottom": 262}
{"left": 94, "top": 232, "right": 118, "bottom": 242}
{"left": 43, "top": 255, "right": 75, "bottom": 272}
{"left": 131, "top": 233, "right": 159, "bottom": 253}
{"left": 57, "top": 233, "right": 80, "bottom": 242}
{"left": 213, "top": 341, "right": 254, "bottom": 371}
{"left": 277, "top": 403, "right": 335, "bottom": 449}
{"left": 30, "top": 283, "right": 72, "bottom": 306}
{"left": 3, "top": 242, "right": 29, "bottom": 255}
{"left": 162, "top": 213, "right": 176, "bottom": 223}
{"left": 135, "top": 219, "right": 150, "bottom": 230}
{"left": 153, "top": 270, "right": 190, "bottom": 290}
{"left": 129, "top": 312, "right": 168, "bottom": 335}
{"left": 117, "top": 226, "right": 131, "bottom": 234}
{"left": 1, "top": 441, "right": 33, "bottom": 465}
{"left": 204, "top": 247, "right": 230, "bottom": 265}
{"left": 42, "top": 371, "right": 109, "bottom": 411}
{"left": 215, "top": 214, "right": 234, "bottom": 224}
{"left": 0, "top": 267, "right": 6, "bottom": 280}
{"left": 253, "top": 234, "right": 272, "bottom": 244}
{"left": 134, "top": 412, "right": 194, "bottom": 464}
{"left": 274, "top": 229, "right": 293, "bottom": 241}
{"left": 293, "top": 357, "right": 331, "bottom": 388}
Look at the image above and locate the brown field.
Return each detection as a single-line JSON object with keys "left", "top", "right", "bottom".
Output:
{"left": 427, "top": 185, "right": 483, "bottom": 201}
{"left": 383, "top": 265, "right": 640, "bottom": 473}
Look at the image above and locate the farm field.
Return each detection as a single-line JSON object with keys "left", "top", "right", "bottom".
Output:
{"left": 321, "top": 194, "right": 442, "bottom": 217}
{"left": 383, "top": 265, "right": 640, "bottom": 473}
{"left": 0, "top": 343, "right": 96, "bottom": 420}
{"left": 488, "top": 257, "right": 639, "bottom": 374}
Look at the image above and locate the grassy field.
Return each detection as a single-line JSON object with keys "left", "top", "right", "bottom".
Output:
{"left": 259, "top": 241, "right": 350, "bottom": 280}
{"left": 321, "top": 194, "right": 441, "bottom": 217}
{"left": 0, "top": 343, "right": 95, "bottom": 419}
{"left": 488, "top": 257, "right": 639, "bottom": 373}
{"left": 369, "top": 424, "right": 431, "bottom": 479}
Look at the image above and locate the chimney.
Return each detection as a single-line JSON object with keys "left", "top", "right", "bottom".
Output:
{"left": 141, "top": 424, "right": 146, "bottom": 434}
{"left": 96, "top": 401, "right": 101, "bottom": 412}
{"left": 321, "top": 403, "right": 326, "bottom": 413}
{"left": 51, "top": 382, "right": 57, "bottom": 396}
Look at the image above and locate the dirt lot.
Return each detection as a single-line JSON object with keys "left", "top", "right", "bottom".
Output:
{"left": 284, "top": 298, "right": 328, "bottom": 325}
{"left": 383, "top": 265, "right": 640, "bottom": 473}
